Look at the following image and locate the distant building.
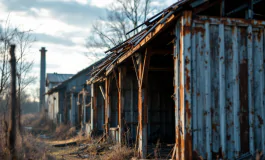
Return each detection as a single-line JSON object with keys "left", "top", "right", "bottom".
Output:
{"left": 46, "top": 59, "right": 104, "bottom": 127}
{"left": 45, "top": 73, "right": 73, "bottom": 123}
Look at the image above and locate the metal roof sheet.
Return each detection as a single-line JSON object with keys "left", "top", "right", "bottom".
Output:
{"left": 46, "top": 73, "right": 74, "bottom": 84}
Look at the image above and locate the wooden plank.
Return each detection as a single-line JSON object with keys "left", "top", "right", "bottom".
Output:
{"left": 118, "top": 67, "right": 125, "bottom": 143}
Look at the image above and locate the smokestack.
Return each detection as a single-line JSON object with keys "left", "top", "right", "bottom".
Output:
{"left": 39, "top": 47, "right": 47, "bottom": 111}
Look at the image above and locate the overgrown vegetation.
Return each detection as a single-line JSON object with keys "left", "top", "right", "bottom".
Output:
{"left": 0, "top": 113, "right": 56, "bottom": 160}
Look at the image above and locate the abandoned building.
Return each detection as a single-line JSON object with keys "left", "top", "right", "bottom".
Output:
{"left": 46, "top": 73, "right": 74, "bottom": 123}
{"left": 86, "top": 0, "right": 265, "bottom": 159}
{"left": 46, "top": 60, "right": 104, "bottom": 128}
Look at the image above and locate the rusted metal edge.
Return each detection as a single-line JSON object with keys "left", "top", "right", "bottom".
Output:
{"left": 194, "top": 15, "right": 265, "bottom": 26}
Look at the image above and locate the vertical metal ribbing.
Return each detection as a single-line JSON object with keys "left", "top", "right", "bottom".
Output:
{"left": 219, "top": 23, "right": 226, "bottom": 156}
{"left": 204, "top": 22, "right": 212, "bottom": 160}
{"left": 259, "top": 29, "right": 265, "bottom": 151}
{"left": 263, "top": 28, "right": 265, "bottom": 152}
{"left": 197, "top": 27, "right": 205, "bottom": 157}
{"left": 191, "top": 22, "right": 198, "bottom": 150}
{"left": 247, "top": 25, "right": 254, "bottom": 154}
{"left": 232, "top": 26, "right": 240, "bottom": 157}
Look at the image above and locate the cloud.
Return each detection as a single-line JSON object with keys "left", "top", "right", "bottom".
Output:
{"left": 33, "top": 63, "right": 61, "bottom": 70}
{"left": 1, "top": 0, "right": 106, "bottom": 27}
{"left": 34, "top": 33, "right": 76, "bottom": 46}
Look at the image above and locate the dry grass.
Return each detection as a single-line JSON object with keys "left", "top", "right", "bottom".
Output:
{"left": 18, "top": 133, "right": 56, "bottom": 160}
{"left": 21, "top": 113, "right": 39, "bottom": 126}
{"left": 99, "top": 144, "right": 134, "bottom": 160}
{"left": 0, "top": 112, "right": 57, "bottom": 160}
{"left": 54, "top": 124, "right": 77, "bottom": 140}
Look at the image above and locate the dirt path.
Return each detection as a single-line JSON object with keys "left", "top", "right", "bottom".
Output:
{"left": 42, "top": 137, "right": 92, "bottom": 160}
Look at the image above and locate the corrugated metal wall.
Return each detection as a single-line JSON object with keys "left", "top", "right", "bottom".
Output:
{"left": 187, "top": 16, "right": 265, "bottom": 158}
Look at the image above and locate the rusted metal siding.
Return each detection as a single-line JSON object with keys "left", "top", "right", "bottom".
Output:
{"left": 187, "top": 16, "right": 265, "bottom": 159}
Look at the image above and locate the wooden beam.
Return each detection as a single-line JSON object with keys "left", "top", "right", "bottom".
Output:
{"left": 118, "top": 67, "right": 126, "bottom": 143}
{"left": 105, "top": 77, "right": 110, "bottom": 134}
{"left": 132, "top": 55, "right": 140, "bottom": 86}
{"left": 137, "top": 53, "right": 144, "bottom": 157}
{"left": 137, "top": 49, "right": 150, "bottom": 158}
{"left": 117, "top": 13, "right": 180, "bottom": 65}
{"left": 99, "top": 85, "right": 105, "bottom": 100}
{"left": 113, "top": 68, "right": 120, "bottom": 91}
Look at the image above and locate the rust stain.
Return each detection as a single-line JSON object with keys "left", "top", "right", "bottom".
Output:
{"left": 185, "top": 100, "right": 192, "bottom": 121}
{"left": 194, "top": 27, "right": 206, "bottom": 34}
{"left": 247, "top": 32, "right": 252, "bottom": 40}
{"left": 185, "top": 69, "right": 190, "bottom": 92}
{"left": 184, "top": 26, "right": 191, "bottom": 36}
{"left": 227, "top": 134, "right": 231, "bottom": 141}
{"left": 257, "top": 29, "right": 262, "bottom": 42}
{"left": 258, "top": 115, "right": 264, "bottom": 125}
{"left": 185, "top": 132, "right": 192, "bottom": 160}
{"left": 185, "top": 56, "right": 190, "bottom": 64}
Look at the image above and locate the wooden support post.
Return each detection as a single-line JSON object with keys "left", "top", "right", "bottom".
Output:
{"left": 137, "top": 48, "right": 150, "bottom": 158}
{"left": 118, "top": 67, "right": 126, "bottom": 143}
{"left": 99, "top": 85, "right": 105, "bottom": 100}
{"left": 137, "top": 53, "right": 144, "bottom": 157}
{"left": 105, "top": 77, "right": 110, "bottom": 134}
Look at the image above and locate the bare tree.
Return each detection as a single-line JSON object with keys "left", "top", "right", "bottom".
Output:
{"left": 85, "top": 0, "right": 159, "bottom": 60}
{"left": 0, "top": 17, "right": 36, "bottom": 154}
{"left": 14, "top": 29, "right": 36, "bottom": 136}
{"left": 0, "top": 17, "right": 36, "bottom": 110}
{"left": 0, "top": 16, "right": 17, "bottom": 96}
{"left": 8, "top": 44, "right": 17, "bottom": 159}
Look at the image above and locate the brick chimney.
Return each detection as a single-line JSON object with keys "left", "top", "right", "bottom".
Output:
{"left": 39, "top": 47, "right": 47, "bottom": 111}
